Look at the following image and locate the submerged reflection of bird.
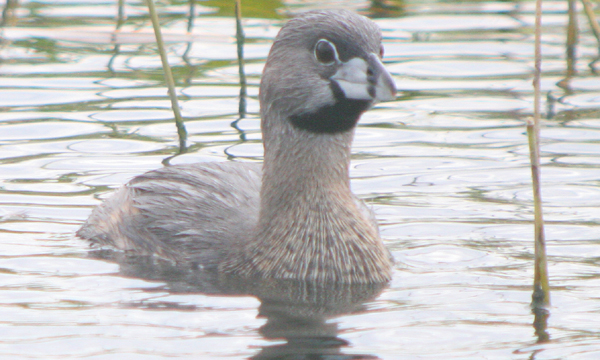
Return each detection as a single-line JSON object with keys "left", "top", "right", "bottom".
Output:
{"left": 92, "top": 249, "right": 385, "bottom": 360}
{"left": 78, "top": 9, "right": 397, "bottom": 284}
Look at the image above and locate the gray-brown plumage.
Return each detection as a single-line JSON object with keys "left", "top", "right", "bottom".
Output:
{"left": 77, "top": 9, "right": 397, "bottom": 284}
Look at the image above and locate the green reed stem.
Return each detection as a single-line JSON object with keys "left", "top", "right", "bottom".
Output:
{"left": 146, "top": 0, "right": 187, "bottom": 152}
{"left": 117, "top": 0, "right": 125, "bottom": 30}
{"left": 581, "top": 0, "right": 600, "bottom": 52}
{"left": 566, "top": 0, "right": 578, "bottom": 79}
{"left": 235, "top": 0, "right": 247, "bottom": 118}
{"left": 1, "top": 0, "right": 18, "bottom": 28}
{"left": 529, "top": 0, "right": 550, "bottom": 309}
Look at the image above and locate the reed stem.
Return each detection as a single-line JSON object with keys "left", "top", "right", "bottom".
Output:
{"left": 581, "top": 0, "right": 600, "bottom": 51}
{"left": 529, "top": 0, "right": 550, "bottom": 309}
{"left": 235, "top": 0, "right": 247, "bottom": 118}
{"left": 566, "top": 0, "right": 578, "bottom": 79}
{"left": 146, "top": 0, "right": 187, "bottom": 152}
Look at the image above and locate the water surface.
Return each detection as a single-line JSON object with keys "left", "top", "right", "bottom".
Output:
{"left": 1, "top": 0, "right": 600, "bottom": 359}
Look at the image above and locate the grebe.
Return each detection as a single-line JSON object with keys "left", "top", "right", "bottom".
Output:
{"left": 78, "top": 9, "right": 397, "bottom": 284}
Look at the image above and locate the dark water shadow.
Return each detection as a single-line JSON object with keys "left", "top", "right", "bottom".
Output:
{"left": 532, "top": 306, "right": 550, "bottom": 344}
{"left": 91, "top": 250, "right": 386, "bottom": 359}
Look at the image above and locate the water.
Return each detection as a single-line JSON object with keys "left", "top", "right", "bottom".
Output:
{"left": 1, "top": 0, "right": 600, "bottom": 358}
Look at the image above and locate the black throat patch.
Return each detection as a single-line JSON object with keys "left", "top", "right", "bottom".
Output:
{"left": 289, "top": 81, "right": 371, "bottom": 134}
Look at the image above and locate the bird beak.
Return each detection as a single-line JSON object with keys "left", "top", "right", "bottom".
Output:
{"left": 330, "top": 53, "right": 397, "bottom": 103}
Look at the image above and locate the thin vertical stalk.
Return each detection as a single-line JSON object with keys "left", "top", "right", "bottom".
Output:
{"left": 146, "top": 0, "right": 187, "bottom": 152}
{"left": 187, "top": 0, "right": 196, "bottom": 33}
{"left": 182, "top": 0, "right": 197, "bottom": 85}
{"left": 235, "top": 0, "right": 247, "bottom": 118}
{"left": 529, "top": 0, "right": 550, "bottom": 310}
{"left": 108, "top": 0, "right": 126, "bottom": 73}
{"left": 581, "top": 0, "right": 600, "bottom": 51}
{"left": 117, "top": 0, "right": 126, "bottom": 29}
{"left": 566, "top": 0, "right": 578, "bottom": 79}
{"left": 1, "top": 0, "right": 18, "bottom": 34}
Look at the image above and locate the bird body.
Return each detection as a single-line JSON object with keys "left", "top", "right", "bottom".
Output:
{"left": 78, "top": 9, "right": 396, "bottom": 284}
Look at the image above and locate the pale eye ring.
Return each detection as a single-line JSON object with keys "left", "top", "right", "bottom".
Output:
{"left": 314, "top": 39, "right": 338, "bottom": 65}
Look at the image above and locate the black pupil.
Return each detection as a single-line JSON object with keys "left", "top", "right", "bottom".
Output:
{"left": 316, "top": 41, "right": 335, "bottom": 64}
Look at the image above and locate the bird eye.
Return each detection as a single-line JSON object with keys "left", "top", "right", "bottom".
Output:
{"left": 314, "top": 39, "right": 337, "bottom": 65}
{"left": 379, "top": 44, "right": 385, "bottom": 58}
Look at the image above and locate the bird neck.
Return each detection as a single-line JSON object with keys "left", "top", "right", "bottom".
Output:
{"left": 259, "top": 124, "right": 355, "bottom": 221}
{"left": 221, "top": 114, "right": 392, "bottom": 283}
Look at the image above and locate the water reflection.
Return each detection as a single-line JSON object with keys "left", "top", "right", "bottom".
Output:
{"left": 532, "top": 307, "right": 550, "bottom": 343}
{"left": 92, "top": 249, "right": 385, "bottom": 359}
{"left": 252, "top": 281, "right": 384, "bottom": 360}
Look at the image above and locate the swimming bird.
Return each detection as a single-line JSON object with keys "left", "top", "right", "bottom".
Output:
{"left": 77, "top": 9, "right": 397, "bottom": 284}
